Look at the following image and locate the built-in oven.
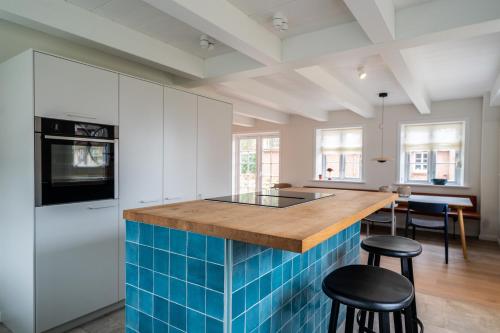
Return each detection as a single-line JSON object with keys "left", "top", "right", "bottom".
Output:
{"left": 35, "top": 117, "right": 118, "bottom": 206}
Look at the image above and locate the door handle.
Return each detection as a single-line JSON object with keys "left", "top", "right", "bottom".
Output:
{"left": 139, "top": 199, "right": 161, "bottom": 204}
{"left": 66, "top": 112, "right": 97, "bottom": 120}
{"left": 164, "top": 197, "right": 182, "bottom": 201}
{"left": 88, "top": 205, "right": 115, "bottom": 210}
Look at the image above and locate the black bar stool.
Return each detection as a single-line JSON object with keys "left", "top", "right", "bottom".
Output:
{"left": 322, "top": 265, "right": 414, "bottom": 333}
{"left": 361, "top": 235, "right": 423, "bottom": 333}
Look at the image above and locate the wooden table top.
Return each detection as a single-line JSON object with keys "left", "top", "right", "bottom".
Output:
{"left": 396, "top": 194, "right": 473, "bottom": 208}
{"left": 124, "top": 188, "right": 398, "bottom": 253}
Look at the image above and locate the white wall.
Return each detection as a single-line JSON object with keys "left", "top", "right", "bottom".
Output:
{"left": 234, "top": 98, "right": 488, "bottom": 237}
{"left": 0, "top": 19, "right": 174, "bottom": 85}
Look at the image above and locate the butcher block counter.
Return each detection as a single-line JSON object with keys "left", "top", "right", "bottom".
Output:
{"left": 123, "top": 187, "right": 397, "bottom": 253}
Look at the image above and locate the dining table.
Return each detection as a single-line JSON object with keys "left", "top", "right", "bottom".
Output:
{"left": 395, "top": 194, "right": 473, "bottom": 259}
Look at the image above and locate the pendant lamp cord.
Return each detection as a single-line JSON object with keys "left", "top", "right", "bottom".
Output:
{"left": 380, "top": 96, "right": 385, "bottom": 157}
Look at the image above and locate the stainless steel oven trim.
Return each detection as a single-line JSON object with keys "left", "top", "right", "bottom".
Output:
{"left": 35, "top": 132, "right": 42, "bottom": 207}
{"left": 43, "top": 135, "right": 116, "bottom": 143}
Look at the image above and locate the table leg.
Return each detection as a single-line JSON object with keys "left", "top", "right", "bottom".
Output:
{"left": 391, "top": 201, "right": 396, "bottom": 236}
{"left": 457, "top": 208, "right": 468, "bottom": 259}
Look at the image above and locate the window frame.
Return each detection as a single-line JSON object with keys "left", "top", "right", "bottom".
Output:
{"left": 399, "top": 120, "right": 467, "bottom": 186}
{"left": 314, "top": 126, "right": 364, "bottom": 182}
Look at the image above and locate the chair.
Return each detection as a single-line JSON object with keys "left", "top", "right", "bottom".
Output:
{"left": 362, "top": 211, "right": 393, "bottom": 236}
{"left": 405, "top": 201, "right": 449, "bottom": 264}
{"left": 322, "top": 265, "right": 415, "bottom": 333}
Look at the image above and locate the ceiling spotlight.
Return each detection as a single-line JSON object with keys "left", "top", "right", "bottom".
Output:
{"left": 200, "top": 34, "right": 215, "bottom": 51}
{"left": 272, "top": 12, "right": 289, "bottom": 32}
{"left": 357, "top": 66, "right": 367, "bottom": 80}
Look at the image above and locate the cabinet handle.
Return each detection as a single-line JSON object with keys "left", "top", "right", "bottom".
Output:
{"left": 66, "top": 112, "right": 97, "bottom": 120}
{"left": 88, "top": 205, "right": 115, "bottom": 210}
{"left": 164, "top": 197, "right": 181, "bottom": 201}
{"left": 139, "top": 199, "right": 161, "bottom": 204}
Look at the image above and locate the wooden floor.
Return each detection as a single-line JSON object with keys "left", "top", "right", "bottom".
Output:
{"left": 1, "top": 228, "right": 499, "bottom": 333}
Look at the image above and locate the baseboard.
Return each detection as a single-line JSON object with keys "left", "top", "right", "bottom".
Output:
{"left": 42, "top": 300, "right": 124, "bottom": 333}
{"left": 478, "top": 233, "right": 498, "bottom": 242}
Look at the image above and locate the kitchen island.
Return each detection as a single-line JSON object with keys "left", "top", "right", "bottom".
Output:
{"left": 123, "top": 188, "right": 397, "bottom": 333}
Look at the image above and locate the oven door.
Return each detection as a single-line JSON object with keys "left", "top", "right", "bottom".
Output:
{"left": 37, "top": 135, "right": 116, "bottom": 206}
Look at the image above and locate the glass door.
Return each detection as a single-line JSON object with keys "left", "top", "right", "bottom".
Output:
{"left": 237, "top": 137, "right": 258, "bottom": 194}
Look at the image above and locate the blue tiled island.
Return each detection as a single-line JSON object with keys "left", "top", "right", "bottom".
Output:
{"left": 123, "top": 188, "right": 396, "bottom": 333}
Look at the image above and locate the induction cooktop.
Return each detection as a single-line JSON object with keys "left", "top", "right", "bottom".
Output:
{"left": 205, "top": 189, "right": 334, "bottom": 208}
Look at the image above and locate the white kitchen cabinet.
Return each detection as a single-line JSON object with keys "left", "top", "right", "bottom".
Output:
{"left": 118, "top": 75, "right": 164, "bottom": 299}
{"left": 197, "top": 96, "right": 233, "bottom": 199}
{"left": 35, "top": 200, "right": 119, "bottom": 333}
{"left": 164, "top": 87, "right": 198, "bottom": 204}
{"left": 34, "top": 52, "right": 119, "bottom": 125}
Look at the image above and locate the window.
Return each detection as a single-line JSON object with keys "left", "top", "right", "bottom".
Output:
{"left": 233, "top": 134, "right": 280, "bottom": 193}
{"left": 315, "top": 127, "right": 363, "bottom": 181}
{"left": 400, "top": 121, "right": 465, "bottom": 185}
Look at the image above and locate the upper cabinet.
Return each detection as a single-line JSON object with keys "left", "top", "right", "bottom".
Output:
{"left": 197, "top": 96, "right": 233, "bottom": 199}
{"left": 164, "top": 88, "right": 198, "bottom": 204}
{"left": 34, "top": 52, "right": 119, "bottom": 125}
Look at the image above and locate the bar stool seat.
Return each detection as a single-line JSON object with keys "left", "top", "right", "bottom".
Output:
{"left": 361, "top": 235, "right": 422, "bottom": 258}
{"left": 322, "top": 265, "right": 415, "bottom": 333}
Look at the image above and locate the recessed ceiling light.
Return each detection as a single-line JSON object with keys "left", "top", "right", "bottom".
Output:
{"left": 200, "top": 34, "right": 215, "bottom": 51}
{"left": 357, "top": 66, "right": 367, "bottom": 80}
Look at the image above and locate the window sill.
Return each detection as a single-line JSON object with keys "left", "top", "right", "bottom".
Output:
{"left": 311, "top": 179, "right": 366, "bottom": 184}
{"left": 393, "top": 183, "right": 470, "bottom": 189}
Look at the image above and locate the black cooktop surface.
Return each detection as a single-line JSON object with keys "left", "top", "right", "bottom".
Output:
{"left": 206, "top": 189, "right": 334, "bottom": 208}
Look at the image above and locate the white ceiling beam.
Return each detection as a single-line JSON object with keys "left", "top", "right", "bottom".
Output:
{"left": 203, "top": 52, "right": 264, "bottom": 78}
{"left": 295, "top": 66, "right": 375, "bottom": 118}
{"left": 219, "top": 79, "right": 329, "bottom": 122}
{"left": 142, "top": 0, "right": 281, "bottom": 66}
{"left": 233, "top": 114, "right": 255, "bottom": 127}
{"left": 0, "top": 0, "right": 205, "bottom": 79}
{"left": 343, "top": 0, "right": 395, "bottom": 43}
{"left": 490, "top": 73, "right": 500, "bottom": 107}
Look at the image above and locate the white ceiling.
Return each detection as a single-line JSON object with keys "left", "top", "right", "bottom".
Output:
{"left": 393, "top": 0, "right": 434, "bottom": 10}
{"left": 228, "top": 0, "right": 355, "bottom": 39}
{"left": 403, "top": 32, "right": 500, "bottom": 101}
{"left": 66, "top": 0, "right": 235, "bottom": 59}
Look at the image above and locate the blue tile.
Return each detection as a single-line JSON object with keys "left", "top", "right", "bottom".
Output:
{"left": 170, "top": 278, "right": 186, "bottom": 305}
{"left": 139, "top": 289, "right": 153, "bottom": 315}
{"left": 246, "top": 304, "right": 260, "bottom": 332}
{"left": 259, "top": 317, "right": 271, "bottom": 333}
{"left": 169, "top": 253, "right": 186, "bottom": 281}
{"left": 169, "top": 326, "right": 183, "bottom": 333}
{"left": 187, "top": 258, "right": 205, "bottom": 286}
{"left": 232, "top": 261, "right": 245, "bottom": 291}
{"left": 207, "top": 236, "right": 225, "bottom": 265}
{"left": 154, "top": 226, "right": 169, "bottom": 251}
{"left": 126, "top": 306, "right": 139, "bottom": 330}
{"left": 169, "top": 302, "right": 186, "bottom": 331}
{"left": 138, "top": 311, "right": 153, "bottom": 333}
{"left": 233, "top": 315, "right": 245, "bottom": 333}
{"left": 206, "top": 317, "right": 223, "bottom": 333}
{"left": 139, "top": 223, "right": 154, "bottom": 246}
{"left": 154, "top": 273, "right": 169, "bottom": 299}
{"left": 232, "top": 287, "right": 245, "bottom": 319}
{"left": 153, "top": 319, "right": 169, "bottom": 333}
{"left": 206, "top": 263, "right": 224, "bottom": 293}
{"left": 233, "top": 241, "right": 247, "bottom": 264}
{"left": 245, "top": 279, "right": 259, "bottom": 310}
{"left": 271, "top": 266, "right": 282, "bottom": 290}
{"left": 139, "top": 267, "right": 153, "bottom": 292}
{"left": 259, "top": 295, "right": 271, "bottom": 321}
{"left": 126, "top": 263, "right": 138, "bottom": 287}
{"left": 126, "top": 242, "right": 138, "bottom": 264}
{"left": 126, "top": 221, "right": 139, "bottom": 243}
{"left": 283, "top": 260, "right": 292, "bottom": 283}
{"left": 139, "top": 245, "right": 154, "bottom": 270}
{"left": 271, "top": 312, "right": 282, "bottom": 332}
{"left": 271, "top": 288, "right": 282, "bottom": 313}
{"left": 126, "top": 284, "right": 138, "bottom": 308}
{"left": 259, "top": 249, "right": 272, "bottom": 275}
{"left": 259, "top": 272, "right": 271, "bottom": 300}
{"left": 154, "top": 249, "right": 169, "bottom": 275}
{"left": 187, "top": 309, "right": 205, "bottom": 333}
{"left": 187, "top": 282, "right": 205, "bottom": 313}
{"left": 206, "top": 289, "right": 223, "bottom": 320}
{"left": 153, "top": 296, "right": 169, "bottom": 323}
{"left": 246, "top": 255, "right": 260, "bottom": 282}
{"left": 247, "top": 244, "right": 261, "bottom": 258}
{"left": 292, "top": 256, "right": 300, "bottom": 276}
{"left": 170, "top": 229, "right": 187, "bottom": 255}
{"left": 187, "top": 233, "right": 206, "bottom": 260}
{"left": 272, "top": 249, "right": 283, "bottom": 268}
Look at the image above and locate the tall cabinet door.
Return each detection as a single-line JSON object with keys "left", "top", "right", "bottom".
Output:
{"left": 164, "top": 88, "right": 198, "bottom": 204}
{"left": 118, "top": 75, "right": 163, "bottom": 299}
{"left": 197, "top": 96, "right": 233, "bottom": 199}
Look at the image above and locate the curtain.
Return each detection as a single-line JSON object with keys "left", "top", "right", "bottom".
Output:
{"left": 402, "top": 122, "right": 464, "bottom": 151}
{"left": 320, "top": 127, "right": 362, "bottom": 154}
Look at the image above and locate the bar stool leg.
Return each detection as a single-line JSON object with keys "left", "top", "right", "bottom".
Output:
{"left": 328, "top": 300, "right": 340, "bottom": 333}
{"left": 401, "top": 258, "right": 419, "bottom": 332}
{"left": 393, "top": 311, "right": 403, "bottom": 333}
{"left": 404, "top": 305, "right": 415, "bottom": 333}
{"left": 378, "top": 312, "right": 390, "bottom": 333}
{"left": 345, "top": 306, "right": 355, "bottom": 333}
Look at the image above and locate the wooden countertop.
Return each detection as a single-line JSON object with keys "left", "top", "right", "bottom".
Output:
{"left": 124, "top": 188, "right": 398, "bottom": 253}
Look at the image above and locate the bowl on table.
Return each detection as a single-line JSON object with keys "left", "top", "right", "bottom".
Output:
{"left": 431, "top": 178, "right": 448, "bottom": 185}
